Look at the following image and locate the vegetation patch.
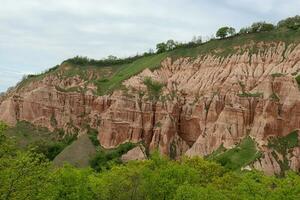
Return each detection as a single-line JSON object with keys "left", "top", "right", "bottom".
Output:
{"left": 267, "top": 130, "right": 299, "bottom": 173}
{"left": 271, "top": 73, "right": 285, "bottom": 78}
{"left": 237, "top": 92, "right": 263, "bottom": 98}
{"left": 1, "top": 122, "right": 300, "bottom": 199}
{"left": 269, "top": 92, "right": 280, "bottom": 101}
{"left": 89, "top": 142, "right": 137, "bottom": 172}
{"left": 53, "top": 134, "right": 96, "bottom": 168}
{"left": 3, "top": 121, "right": 77, "bottom": 160}
{"left": 209, "top": 136, "right": 262, "bottom": 170}
{"left": 295, "top": 74, "right": 300, "bottom": 87}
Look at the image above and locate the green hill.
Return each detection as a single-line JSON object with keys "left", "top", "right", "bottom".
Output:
{"left": 16, "top": 20, "right": 300, "bottom": 96}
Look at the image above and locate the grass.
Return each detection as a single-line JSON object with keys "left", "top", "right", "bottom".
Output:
{"left": 53, "top": 134, "right": 96, "bottom": 168}
{"left": 3, "top": 121, "right": 77, "bottom": 160}
{"left": 95, "top": 53, "right": 167, "bottom": 95}
{"left": 208, "top": 136, "right": 261, "bottom": 171}
{"left": 3, "top": 121, "right": 60, "bottom": 148}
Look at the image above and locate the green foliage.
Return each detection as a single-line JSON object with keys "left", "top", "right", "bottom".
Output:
{"left": 90, "top": 142, "right": 136, "bottom": 172}
{"left": 95, "top": 53, "right": 166, "bottom": 95}
{"left": 216, "top": 26, "right": 236, "bottom": 38}
{"left": 271, "top": 72, "right": 285, "bottom": 78}
{"left": 143, "top": 77, "right": 164, "bottom": 101}
{"left": 156, "top": 42, "right": 167, "bottom": 53}
{"left": 237, "top": 92, "right": 263, "bottom": 98}
{"left": 209, "top": 136, "right": 262, "bottom": 170}
{"left": 239, "top": 22, "right": 275, "bottom": 34}
{"left": 251, "top": 22, "right": 275, "bottom": 32}
{"left": 63, "top": 54, "right": 151, "bottom": 68}
{"left": 0, "top": 133, "right": 53, "bottom": 200}
{"left": 267, "top": 131, "right": 299, "bottom": 174}
{"left": 295, "top": 74, "right": 300, "bottom": 86}
{"left": 1, "top": 135, "right": 300, "bottom": 200}
{"left": 270, "top": 92, "right": 280, "bottom": 101}
{"left": 268, "top": 131, "right": 299, "bottom": 154}
{"left": 2, "top": 121, "right": 77, "bottom": 160}
{"left": 33, "top": 134, "right": 76, "bottom": 160}
{"left": 0, "top": 121, "right": 8, "bottom": 132}
{"left": 277, "top": 15, "right": 300, "bottom": 30}
{"left": 51, "top": 165, "right": 95, "bottom": 200}
{"left": 87, "top": 127, "right": 100, "bottom": 146}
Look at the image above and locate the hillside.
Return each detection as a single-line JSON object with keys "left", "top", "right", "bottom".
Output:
{"left": 11, "top": 28, "right": 300, "bottom": 96}
{"left": 1, "top": 19, "right": 300, "bottom": 175}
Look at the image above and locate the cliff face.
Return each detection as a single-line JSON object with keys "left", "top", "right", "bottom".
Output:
{"left": 1, "top": 42, "right": 300, "bottom": 174}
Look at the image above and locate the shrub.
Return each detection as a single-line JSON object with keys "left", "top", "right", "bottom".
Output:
{"left": 251, "top": 22, "right": 275, "bottom": 33}
{"left": 277, "top": 15, "right": 300, "bottom": 30}
{"left": 89, "top": 142, "right": 136, "bottom": 171}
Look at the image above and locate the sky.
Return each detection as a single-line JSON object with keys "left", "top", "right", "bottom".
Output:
{"left": 0, "top": 0, "right": 299, "bottom": 92}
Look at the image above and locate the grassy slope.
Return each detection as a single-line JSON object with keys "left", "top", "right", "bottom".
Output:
{"left": 208, "top": 136, "right": 261, "bottom": 171}
{"left": 53, "top": 134, "right": 96, "bottom": 168}
{"left": 3, "top": 121, "right": 76, "bottom": 160}
{"left": 3, "top": 121, "right": 60, "bottom": 148}
{"left": 95, "top": 29, "right": 300, "bottom": 95}
{"left": 14, "top": 29, "right": 300, "bottom": 96}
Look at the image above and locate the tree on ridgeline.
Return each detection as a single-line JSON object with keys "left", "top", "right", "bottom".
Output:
{"left": 216, "top": 26, "right": 236, "bottom": 38}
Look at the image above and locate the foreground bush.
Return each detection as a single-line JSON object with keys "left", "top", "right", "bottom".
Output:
{"left": 1, "top": 123, "right": 300, "bottom": 200}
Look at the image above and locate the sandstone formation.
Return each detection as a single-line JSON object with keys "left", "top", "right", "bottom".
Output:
{"left": 1, "top": 42, "right": 300, "bottom": 174}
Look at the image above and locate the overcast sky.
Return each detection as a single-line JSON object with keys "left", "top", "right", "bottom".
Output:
{"left": 0, "top": 0, "right": 299, "bottom": 92}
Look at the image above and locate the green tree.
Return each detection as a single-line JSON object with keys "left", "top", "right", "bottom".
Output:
{"left": 156, "top": 42, "right": 167, "bottom": 53}
{"left": 51, "top": 165, "right": 94, "bottom": 200}
{"left": 216, "top": 26, "right": 236, "bottom": 38}
{"left": 0, "top": 149, "right": 53, "bottom": 200}
{"left": 166, "top": 40, "right": 177, "bottom": 51}
{"left": 277, "top": 15, "right": 300, "bottom": 30}
{"left": 251, "top": 22, "right": 275, "bottom": 32}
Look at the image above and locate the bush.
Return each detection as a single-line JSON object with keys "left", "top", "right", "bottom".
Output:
{"left": 89, "top": 142, "right": 136, "bottom": 171}
{"left": 251, "top": 22, "right": 275, "bottom": 32}
{"left": 277, "top": 15, "right": 300, "bottom": 30}
{"left": 33, "top": 134, "right": 77, "bottom": 160}
{"left": 216, "top": 26, "right": 236, "bottom": 38}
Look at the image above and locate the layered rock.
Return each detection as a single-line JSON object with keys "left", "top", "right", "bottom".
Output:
{"left": 1, "top": 42, "right": 300, "bottom": 174}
